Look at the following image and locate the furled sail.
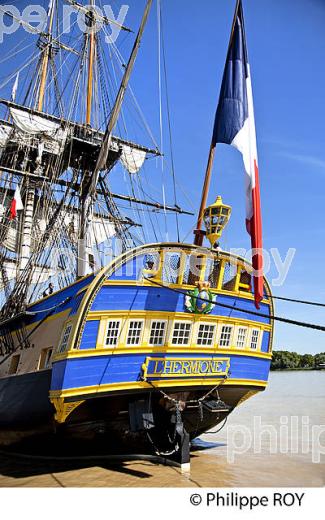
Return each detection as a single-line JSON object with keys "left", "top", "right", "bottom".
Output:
{"left": 120, "top": 145, "right": 147, "bottom": 174}
{"left": 0, "top": 124, "right": 11, "bottom": 148}
{"left": 9, "top": 108, "right": 68, "bottom": 155}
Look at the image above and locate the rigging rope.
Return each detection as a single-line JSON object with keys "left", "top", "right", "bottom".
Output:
{"left": 144, "top": 277, "right": 325, "bottom": 332}
{"left": 160, "top": 4, "right": 180, "bottom": 242}
{"left": 0, "top": 296, "right": 72, "bottom": 366}
{"left": 269, "top": 294, "right": 325, "bottom": 308}
{"left": 156, "top": 0, "right": 168, "bottom": 240}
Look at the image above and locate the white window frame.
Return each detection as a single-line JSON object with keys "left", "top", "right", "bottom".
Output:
{"left": 105, "top": 319, "right": 122, "bottom": 347}
{"left": 171, "top": 321, "right": 193, "bottom": 346}
{"left": 126, "top": 319, "right": 144, "bottom": 346}
{"left": 196, "top": 322, "right": 216, "bottom": 347}
{"left": 250, "top": 328, "right": 261, "bottom": 350}
{"left": 58, "top": 323, "right": 72, "bottom": 353}
{"left": 218, "top": 324, "right": 234, "bottom": 348}
{"left": 236, "top": 326, "right": 248, "bottom": 349}
{"left": 148, "top": 320, "right": 168, "bottom": 346}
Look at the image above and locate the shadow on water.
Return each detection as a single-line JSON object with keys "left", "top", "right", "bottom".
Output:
{"left": 0, "top": 454, "right": 156, "bottom": 481}
{"left": 0, "top": 433, "right": 210, "bottom": 481}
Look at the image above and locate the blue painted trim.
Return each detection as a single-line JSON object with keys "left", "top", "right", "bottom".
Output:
{"left": 261, "top": 331, "right": 270, "bottom": 353}
{"left": 51, "top": 353, "right": 271, "bottom": 392}
{"left": 90, "top": 285, "right": 271, "bottom": 324}
{"left": 25, "top": 275, "right": 94, "bottom": 324}
{"left": 80, "top": 321, "right": 100, "bottom": 350}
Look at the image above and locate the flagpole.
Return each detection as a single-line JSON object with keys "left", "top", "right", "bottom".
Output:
{"left": 193, "top": 0, "right": 241, "bottom": 246}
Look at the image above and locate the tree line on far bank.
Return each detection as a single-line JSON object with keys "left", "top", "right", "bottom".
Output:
{"left": 271, "top": 351, "right": 325, "bottom": 370}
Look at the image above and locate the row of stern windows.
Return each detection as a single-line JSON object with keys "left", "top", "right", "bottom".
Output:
{"left": 58, "top": 318, "right": 265, "bottom": 352}
{"left": 6, "top": 319, "right": 267, "bottom": 375}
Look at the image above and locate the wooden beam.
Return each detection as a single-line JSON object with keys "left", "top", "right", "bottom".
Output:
{"left": 64, "top": 0, "right": 132, "bottom": 33}
{"left": 0, "top": 104, "right": 161, "bottom": 156}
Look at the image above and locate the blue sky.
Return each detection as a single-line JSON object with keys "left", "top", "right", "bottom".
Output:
{"left": 131, "top": 0, "right": 325, "bottom": 354}
{"left": 1, "top": 0, "right": 325, "bottom": 353}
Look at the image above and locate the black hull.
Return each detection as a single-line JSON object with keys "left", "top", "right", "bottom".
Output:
{"left": 0, "top": 370, "right": 263, "bottom": 456}
{"left": 0, "top": 370, "right": 54, "bottom": 426}
{"left": 57, "top": 386, "right": 259, "bottom": 456}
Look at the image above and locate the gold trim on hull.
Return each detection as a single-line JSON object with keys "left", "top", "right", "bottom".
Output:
{"left": 50, "top": 377, "right": 267, "bottom": 401}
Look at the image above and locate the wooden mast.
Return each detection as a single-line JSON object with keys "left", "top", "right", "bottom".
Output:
{"left": 78, "top": 0, "right": 154, "bottom": 275}
{"left": 193, "top": 142, "right": 216, "bottom": 246}
{"left": 19, "top": 1, "right": 56, "bottom": 276}
{"left": 193, "top": 0, "right": 241, "bottom": 247}
{"left": 86, "top": 0, "right": 96, "bottom": 126}
{"left": 93, "top": 0, "right": 154, "bottom": 179}
{"left": 38, "top": 0, "right": 55, "bottom": 112}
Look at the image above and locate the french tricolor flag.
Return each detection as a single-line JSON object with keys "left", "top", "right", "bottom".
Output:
{"left": 10, "top": 186, "right": 24, "bottom": 220}
{"left": 212, "top": 0, "right": 263, "bottom": 308}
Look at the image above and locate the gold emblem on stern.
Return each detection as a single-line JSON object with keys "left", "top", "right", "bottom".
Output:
{"left": 185, "top": 281, "right": 217, "bottom": 314}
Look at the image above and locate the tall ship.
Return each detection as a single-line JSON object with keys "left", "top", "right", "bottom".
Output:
{"left": 0, "top": 0, "right": 273, "bottom": 467}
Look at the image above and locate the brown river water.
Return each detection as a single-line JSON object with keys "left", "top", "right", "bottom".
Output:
{"left": 0, "top": 371, "right": 324, "bottom": 487}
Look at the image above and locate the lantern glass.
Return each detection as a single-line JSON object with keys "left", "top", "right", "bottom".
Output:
{"left": 203, "top": 196, "right": 232, "bottom": 247}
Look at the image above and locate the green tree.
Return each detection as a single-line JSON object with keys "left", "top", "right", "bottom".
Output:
{"left": 299, "top": 354, "right": 315, "bottom": 369}
{"left": 271, "top": 351, "right": 285, "bottom": 370}
{"left": 271, "top": 350, "right": 303, "bottom": 370}
{"left": 315, "top": 353, "right": 325, "bottom": 368}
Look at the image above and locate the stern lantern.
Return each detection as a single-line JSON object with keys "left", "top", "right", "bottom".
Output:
{"left": 204, "top": 196, "right": 232, "bottom": 248}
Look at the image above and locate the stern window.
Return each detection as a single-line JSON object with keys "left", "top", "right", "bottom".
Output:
{"left": 250, "top": 329, "right": 260, "bottom": 350}
{"left": 219, "top": 325, "right": 233, "bottom": 347}
{"left": 236, "top": 328, "right": 247, "bottom": 349}
{"left": 197, "top": 324, "right": 215, "bottom": 346}
{"left": 106, "top": 321, "right": 121, "bottom": 346}
{"left": 126, "top": 321, "right": 143, "bottom": 346}
{"left": 149, "top": 321, "right": 167, "bottom": 346}
{"left": 172, "top": 322, "right": 192, "bottom": 345}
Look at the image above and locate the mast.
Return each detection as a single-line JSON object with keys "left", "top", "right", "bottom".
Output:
{"left": 78, "top": 0, "right": 154, "bottom": 275}
{"left": 193, "top": 0, "right": 240, "bottom": 247}
{"left": 94, "top": 0, "right": 154, "bottom": 179}
{"left": 86, "top": 0, "right": 96, "bottom": 125}
{"left": 18, "top": 179, "right": 35, "bottom": 273}
{"left": 193, "top": 143, "right": 216, "bottom": 246}
{"left": 18, "top": 2, "right": 55, "bottom": 275}
{"left": 38, "top": 0, "right": 55, "bottom": 112}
